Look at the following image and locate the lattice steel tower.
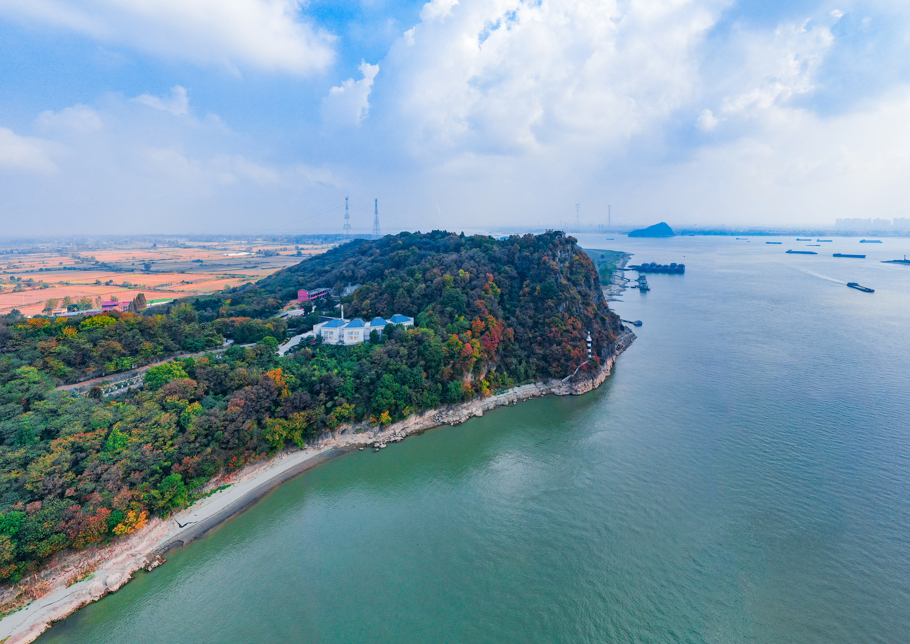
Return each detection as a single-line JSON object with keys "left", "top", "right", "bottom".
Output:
{"left": 372, "top": 199, "right": 382, "bottom": 239}
{"left": 342, "top": 197, "right": 352, "bottom": 240}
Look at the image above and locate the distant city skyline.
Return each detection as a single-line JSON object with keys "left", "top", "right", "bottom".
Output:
{"left": 1, "top": 0, "right": 909, "bottom": 235}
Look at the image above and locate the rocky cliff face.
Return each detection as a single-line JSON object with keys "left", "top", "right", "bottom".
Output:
{"left": 326, "top": 328, "right": 636, "bottom": 445}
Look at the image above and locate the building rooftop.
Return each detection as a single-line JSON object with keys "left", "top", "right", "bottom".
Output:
{"left": 346, "top": 318, "right": 365, "bottom": 328}
{"left": 389, "top": 314, "right": 413, "bottom": 324}
{"left": 322, "top": 318, "right": 347, "bottom": 328}
{"left": 370, "top": 317, "right": 387, "bottom": 326}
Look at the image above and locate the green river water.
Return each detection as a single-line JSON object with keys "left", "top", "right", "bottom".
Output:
{"left": 39, "top": 235, "right": 910, "bottom": 644}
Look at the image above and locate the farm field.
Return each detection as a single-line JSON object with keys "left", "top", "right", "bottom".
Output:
{"left": 0, "top": 238, "right": 333, "bottom": 316}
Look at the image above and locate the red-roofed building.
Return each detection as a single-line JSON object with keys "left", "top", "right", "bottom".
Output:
{"left": 298, "top": 288, "right": 331, "bottom": 304}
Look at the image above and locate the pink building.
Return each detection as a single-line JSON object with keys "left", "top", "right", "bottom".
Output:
{"left": 298, "top": 288, "right": 331, "bottom": 304}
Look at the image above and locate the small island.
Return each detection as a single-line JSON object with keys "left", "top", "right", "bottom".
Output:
{"left": 628, "top": 222, "right": 675, "bottom": 238}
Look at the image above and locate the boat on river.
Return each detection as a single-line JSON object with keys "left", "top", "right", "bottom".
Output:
{"left": 786, "top": 250, "right": 817, "bottom": 255}
{"left": 847, "top": 283, "right": 874, "bottom": 293}
{"left": 834, "top": 253, "right": 865, "bottom": 258}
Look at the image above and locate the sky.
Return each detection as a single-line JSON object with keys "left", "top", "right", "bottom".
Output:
{"left": 1, "top": 0, "right": 909, "bottom": 235}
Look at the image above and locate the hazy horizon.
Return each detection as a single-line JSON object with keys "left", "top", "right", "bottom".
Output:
{"left": 2, "top": 0, "right": 909, "bottom": 235}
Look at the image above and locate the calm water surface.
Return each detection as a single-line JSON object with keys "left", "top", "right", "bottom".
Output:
{"left": 40, "top": 236, "right": 910, "bottom": 644}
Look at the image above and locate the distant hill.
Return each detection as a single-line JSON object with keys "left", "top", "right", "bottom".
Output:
{"left": 628, "top": 222, "right": 674, "bottom": 238}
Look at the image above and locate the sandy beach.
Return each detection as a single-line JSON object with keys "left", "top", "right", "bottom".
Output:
{"left": 0, "top": 328, "right": 634, "bottom": 644}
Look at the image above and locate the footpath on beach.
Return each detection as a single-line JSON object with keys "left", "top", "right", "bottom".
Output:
{"left": 0, "top": 328, "right": 635, "bottom": 644}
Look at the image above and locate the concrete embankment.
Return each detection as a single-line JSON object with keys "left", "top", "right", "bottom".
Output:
{"left": 0, "top": 328, "right": 635, "bottom": 644}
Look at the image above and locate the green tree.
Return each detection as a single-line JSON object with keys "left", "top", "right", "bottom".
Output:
{"left": 144, "top": 362, "right": 189, "bottom": 390}
{"left": 151, "top": 474, "right": 188, "bottom": 514}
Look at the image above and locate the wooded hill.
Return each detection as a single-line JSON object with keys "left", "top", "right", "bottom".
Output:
{"left": 0, "top": 231, "right": 622, "bottom": 589}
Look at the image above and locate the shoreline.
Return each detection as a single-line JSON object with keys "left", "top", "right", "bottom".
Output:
{"left": 0, "top": 329, "right": 634, "bottom": 644}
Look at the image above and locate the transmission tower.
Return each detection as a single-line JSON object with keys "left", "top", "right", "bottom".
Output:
{"left": 575, "top": 203, "right": 580, "bottom": 232}
{"left": 342, "top": 197, "right": 352, "bottom": 240}
{"left": 372, "top": 198, "right": 382, "bottom": 239}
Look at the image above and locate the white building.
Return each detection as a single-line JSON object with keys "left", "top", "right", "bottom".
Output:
{"left": 313, "top": 314, "right": 414, "bottom": 346}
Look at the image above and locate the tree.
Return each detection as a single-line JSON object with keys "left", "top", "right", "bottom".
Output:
{"left": 144, "top": 362, "right": 189, "bottom": 390}
{"left": 151, "top": 474, "right": 187, "bottom": 514}
{"left": 43, "top": 299, "right": 58, "bottom": 314}
{"left": 78, "top": 297, "right": 93, "bottom": 310}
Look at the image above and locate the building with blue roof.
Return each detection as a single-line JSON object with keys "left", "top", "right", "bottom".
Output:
{"left": 312, "top": 313, "right": 413, "bottom": 345}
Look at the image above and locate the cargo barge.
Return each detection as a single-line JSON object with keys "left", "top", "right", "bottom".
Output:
{"left": 786, "top": 250, "right": 817, "bottom": 254}
{"left": 847, "top": 282, "right": 874, "bottom": 293}
{"left": 834, "top": 253, "right": 865, "bottom": 258}
{"left": 860, "top": 239, "right": 882, "bottom": 243}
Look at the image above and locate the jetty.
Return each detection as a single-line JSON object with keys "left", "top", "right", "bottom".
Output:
{"left": 622, "top": 319, "right": 643, "bottom": 327}
{"left": 636, "top": 275, "right": 650, "bottom": 292}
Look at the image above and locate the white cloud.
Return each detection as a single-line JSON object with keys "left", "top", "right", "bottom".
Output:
{"left": 716, "top": 19, "right": 835, "bottom": 120}
{"left": 0, "top": 0, "right": 335, "bottom": 74}
{"left": 321, "top": 61, "right": 380, "bottom": 130}
{"left": 384, "top": 0, "right": 720, "bottom": 158}
{"left": 0, "top": 127, "right": 57, "bottom": 173}
{"left": 629, "top": 88, "right": 910, "bottom": 225}
{"left": 35, "top": 104, "right": 103, "bottom": 133}
{"left": 134, "top": 86, "right": 190, "bottom": 116}
{"left": 0, "top": 92, "right": 343, "bottom": 234}
{"left": 696, "top": 108, "right": 720, "bottom": 131}
{"left": 420, "top": 0, "right": 459, "bottom": 22}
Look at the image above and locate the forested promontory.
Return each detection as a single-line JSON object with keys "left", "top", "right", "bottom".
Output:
{"left": 0, "top": 231, "right": 624, "bottom": 586}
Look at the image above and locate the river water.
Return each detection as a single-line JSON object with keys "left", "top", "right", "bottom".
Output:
{"left": 39, "top": 235, "right": 910, "bottom": 644}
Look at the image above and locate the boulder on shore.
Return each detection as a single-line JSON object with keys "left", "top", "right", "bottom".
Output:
{"left": 628, "top": 222, "right": 674, "bottom": 238}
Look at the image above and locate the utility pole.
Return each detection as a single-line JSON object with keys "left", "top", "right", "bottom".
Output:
{"left": 342, "top": 197, "right": 352, "bottom": 240}
{"left": 372, "top": 198, "right": 381, "bottom": 239}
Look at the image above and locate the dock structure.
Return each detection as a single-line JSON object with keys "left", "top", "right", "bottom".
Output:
{"left": 637, "top": 275, "right": 650, "bottom": 292}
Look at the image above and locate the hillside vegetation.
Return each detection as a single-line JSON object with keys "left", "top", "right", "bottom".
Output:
{"left": 0, "top": 231, "right": 622, "bottom": 587}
